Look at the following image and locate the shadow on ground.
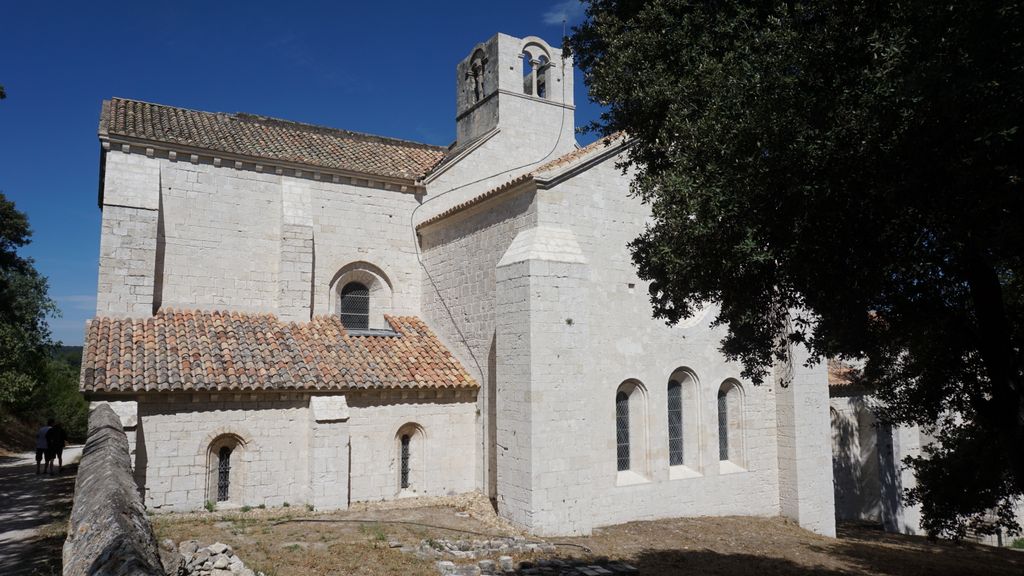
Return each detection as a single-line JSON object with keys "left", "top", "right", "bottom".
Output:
{"left": 821, "top": 522, "right": 1024, "bottom": 576}
{"left": 627, "top": 549, "right": 847, "bottom": 576}
{"left": 0, "top": 454, "right": 79, "bottom": 576}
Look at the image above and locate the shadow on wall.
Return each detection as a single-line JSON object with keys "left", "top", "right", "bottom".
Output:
{"left": 831, "top": 395, "right": 885, "bottom": 525}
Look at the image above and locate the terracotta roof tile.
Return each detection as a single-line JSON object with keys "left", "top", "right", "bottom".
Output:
{"left": 80, "top": 310, "right": 477, "bottom": 393}
{"left": 101, "top": 98, "right": 446, "bottom": 181}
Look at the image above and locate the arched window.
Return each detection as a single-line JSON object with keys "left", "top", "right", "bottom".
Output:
{"left": 400, "top": 434, "right": 411, "bottom": 489}
{"left": 616, "top": 391, "right": 630, "bottom": 471}
{"left": 615, "top": 380, "right": 649, "bottom": 481}
{"left": 396, "top": 423, "right": 425, "bottom": 494}
{"left": 206, "top": 434, "right": 245, "bottom": 505}
{"left": 536, "top": 55, "right": 549, "bottom": 98}
{"left": 667, "top": 381, "right": 683, "bottom": 466}
{"left": 217, "top": 446, "right": 232, "bottom": 502}
{"left": 340, "top": 282, "right": 369, "bottom": 330}
{"left": 668, "top": 368, "right": 702, "bottom": 474}
{"left": 718, "top": 380, "right": 746, "bottom": 470}
{"left": 468, "top": 49, "right": 486, "bottom": 103}
{"left": 717, "top": 389, "right": 729, "bottom": 460}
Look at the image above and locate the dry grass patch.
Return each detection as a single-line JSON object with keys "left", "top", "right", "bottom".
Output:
{"left": 151, "top": 496, "right": 1024, "bottom": 576}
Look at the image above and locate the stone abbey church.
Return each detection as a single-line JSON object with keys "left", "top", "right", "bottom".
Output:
{"left": 81, "top": 33, "right": 923, "bottom": 538}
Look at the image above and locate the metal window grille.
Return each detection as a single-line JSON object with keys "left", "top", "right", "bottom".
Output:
{"left": 616, "top": 391, "right": 630, "bottom": 472}
{"left": 340, "top": 282, "right": 370, "bottom": 330}
{"left": 718, "top": 390, "right": 729, "bottom": 461}
{"left": 400, "top": 434, "right": 411, "bottom": 489}
{"left": 217, "top": 446, "right": 232, "bottom": 502}
{"left": 668, "top": 381, "right": 683, "bottom": 466}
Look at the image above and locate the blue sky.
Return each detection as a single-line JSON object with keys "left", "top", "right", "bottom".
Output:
{"left": 0, "top": 1, "right": 600, "bottom": 345}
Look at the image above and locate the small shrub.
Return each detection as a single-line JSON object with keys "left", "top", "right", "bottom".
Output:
{"left": 1011, "top": 538, "right": 1024, "bottom": 549}
{"left": 305, "top": 504, "right": 314, "bottom": 512}
{"left": 257, "top": 503, "right": 266, "bottom": 509}
{"left": 282, "top": 502, "right": 290, "bottom": 508}
{"left": 204, "top": 501, "right": 215, "bottom": 513}
{"left": 240, "top": 505, "right": 252, "bottom": 513}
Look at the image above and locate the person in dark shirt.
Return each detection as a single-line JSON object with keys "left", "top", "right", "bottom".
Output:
{"left": 45, "top": 422, "right": 66, "bottom": 474}
{"left": 35, "top": 419, "right": 52, "bottom": 475}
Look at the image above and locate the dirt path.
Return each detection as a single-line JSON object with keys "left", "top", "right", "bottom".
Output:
{"left": 0, "top": 446, "right": 81, "bottom": 575}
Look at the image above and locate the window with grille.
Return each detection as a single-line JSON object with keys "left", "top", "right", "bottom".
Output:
{"left": 217, "top": 446, "right": 232, "bottom": 502}
{"left": 340, "top": 282, "right": 369, "bottom": 330}
{"left": 718, "top": 389, "right": 729, "bottom": 461}
{"left": 616, "top": 391, "right": 630, "bottom": 471}
{"left": 400, "top": 434, "right": 411, "bottom": 489}
{"left": 668, "top": 380, "right": 683, "bottom": 466}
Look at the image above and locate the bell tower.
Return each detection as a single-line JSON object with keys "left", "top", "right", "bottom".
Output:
{"left": 455, "top": 33, "right": 575, "bottom": 148}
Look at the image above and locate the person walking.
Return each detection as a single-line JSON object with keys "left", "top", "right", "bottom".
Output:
{"left": 45, "top": 421, "right": 67, "bottom": 474}
{"left": 34, "top": 419, "right": 52, "bottom": 475}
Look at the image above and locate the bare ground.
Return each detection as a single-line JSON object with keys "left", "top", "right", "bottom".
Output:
{"left": 151, "top": 493, "right": 1024, "bottom": 576}
{"left": 0, "top": 448, "right": 81, "bottom": 576}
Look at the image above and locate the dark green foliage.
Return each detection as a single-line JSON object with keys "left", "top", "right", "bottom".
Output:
{"left": 570, "top": 0, "right": 1024, "bottom": 539}
{"left": 0, "top": 192, "right": 58, "bottom": 405}
{"left": 0, "top": 194, "right": 87, "bottom": 441}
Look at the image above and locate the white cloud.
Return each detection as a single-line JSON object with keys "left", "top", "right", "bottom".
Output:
{"left": 542, "top": 0, "right": 585, "bottom": 26}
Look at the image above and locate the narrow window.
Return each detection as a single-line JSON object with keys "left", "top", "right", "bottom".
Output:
{"left": 340, "top": 282, "right": 369, "bottom": 330}
{"left": 536, "top": 55, "right": 549, "bottom": 98}
{"left": 217, "top": 446, "right": 232, "bottom": 502}
{"left": 522, "top": 52, "right": 534, "bottom": 95}
{"left": 718, "top": 389, "right": 729, "bottom": 461}
{"left": 616, "top": 391, "right": 630, "bottom": 471}
{"left": 668, "top": 380, "right": 683, "bottom": 466}
{"left": 400, "top": 434, "right": 411, "bottom": 489}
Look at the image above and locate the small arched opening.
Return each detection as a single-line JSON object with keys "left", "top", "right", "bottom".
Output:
{"left": 717, "top": 379, "right": 746, "bottom": 472}
{"left": 615, "top": 380, "right": 649, "bottom": 482}
{"left": 395, "top": 423, "right": 426, "bottom": 495}
{"left": 206, "top": 434, "right": 246, "bottom": 505}
{"left": 328, "top": 261, "right": 394, "bottom": 331}
{"left": 668, "top": 367, "right": 702, "bottom": 473}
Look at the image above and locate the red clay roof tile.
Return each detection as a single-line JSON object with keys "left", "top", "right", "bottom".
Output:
{"left": 102, "top": 98, "right": 446, "bottom": 181}
{"left": 80, "top": 310, "right": 477, "bottom": 393}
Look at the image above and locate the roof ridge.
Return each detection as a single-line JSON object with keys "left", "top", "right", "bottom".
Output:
{"left": 108, "top": 97, "right": 445, "bottom": 152}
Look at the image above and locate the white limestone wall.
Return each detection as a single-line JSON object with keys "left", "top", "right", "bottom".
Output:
{"left": 157, "top": 157, "right": 282, "bottom": 312}
{"left": 96, "top": 151, "right": 160, "bottom": 317}
{"left": 135, "top": 390, "right": 475, "bottom": 512}
{"left": 136, "top": 392, "right": 311, "bottom": 511}
{"left": 535, "top": 158, "right": 783, "bottom": 533}
{"left": 422, "top": 156, "right": 786, "bottom": 534}
{"left": 308, "top": 180, "right": 422, "bottom": 320}
{"left": 419, "top": 187, "right": 539, "bottom": 495}
{"left": 830, "top": 395, "right": 882, "bottom": 522}
{"left": 345, "top": 390, "right": 478, "bottom": 502}
{"left": 421, "top": 95, "right": 575, "bottom": 225}
{"left": 100, "top": 149, "right": 424, "bottom": 322}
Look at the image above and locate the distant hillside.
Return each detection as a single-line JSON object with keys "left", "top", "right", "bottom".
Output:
{"left": 0, "top": 345, "right": 88, "bottom": 454}
{"left": 55, "top": 345, "right": 82, "bottom": 368}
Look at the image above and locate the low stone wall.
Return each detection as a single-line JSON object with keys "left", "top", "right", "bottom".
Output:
{"left": 63, "top": 403, "right": 165, "bottom": 575}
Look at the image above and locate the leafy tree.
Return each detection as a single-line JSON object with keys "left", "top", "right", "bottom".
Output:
{"left": 0, "top": 192, "right": 58, "bottom": 405}
{"left": 570, "top": 1, "right": 1024, "bottom": 539}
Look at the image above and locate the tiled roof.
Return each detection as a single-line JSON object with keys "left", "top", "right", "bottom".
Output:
{"left": 100, "top": 98, "right": 446, "bottom": 181}
{"left": 828, "top": 360, "right": 857, "bottom": 388}
{"left": 80, "top": 310, "right": 477, "bottom": 394}
{"left": 417, "top": 133, "right": 628, "bottom": 229}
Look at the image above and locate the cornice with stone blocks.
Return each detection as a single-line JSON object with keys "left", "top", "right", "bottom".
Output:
{"left": 101, "top": 135, "right": 427, "bottom": 195}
